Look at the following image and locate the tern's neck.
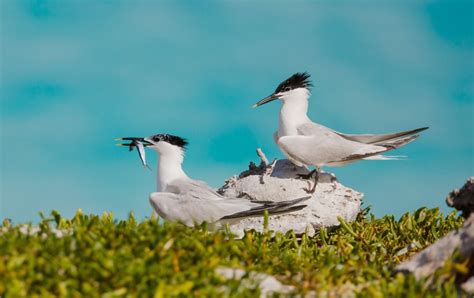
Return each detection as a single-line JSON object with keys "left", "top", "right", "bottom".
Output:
{"left": 279, "top": 91, "right": 311, "bottom": 136}
{"left": 156, "top": 148, "right": 187, "bottom": 192}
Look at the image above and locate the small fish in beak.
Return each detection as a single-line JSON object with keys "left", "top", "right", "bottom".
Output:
{"left": 116, "top": 137, "right": 152, "bottom": 170}
{"left": 132, "top": 140, "right": 151, "bottom": 170}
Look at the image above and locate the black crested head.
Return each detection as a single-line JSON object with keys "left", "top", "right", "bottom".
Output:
{"left": 150, "top": 134, "right": 188, "bottom": 149}
{"left": 274, "top": 72, "right": 312, "bottom": 94}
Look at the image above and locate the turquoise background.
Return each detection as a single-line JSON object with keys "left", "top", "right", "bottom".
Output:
{"left": 1, "top": 0, "right": 473, "bottom": 222}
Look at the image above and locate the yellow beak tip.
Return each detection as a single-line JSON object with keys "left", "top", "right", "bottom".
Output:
{"left": 114, "top": 138, "right": 123, "bottom": 141}
{"left": 251, "top": 104, "right": 258, "bottom": 109}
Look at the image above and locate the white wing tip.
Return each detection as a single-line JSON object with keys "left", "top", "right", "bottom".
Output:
{"left": 364, "top": 155, "right": 407, "bottom": 161}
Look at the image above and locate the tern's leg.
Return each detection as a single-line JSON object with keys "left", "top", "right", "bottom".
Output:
{"left": 303, "top": 167, "right": 320, "bottom": 194}
{"left": 297, "top": 169, "right": 316, "bottom": 180}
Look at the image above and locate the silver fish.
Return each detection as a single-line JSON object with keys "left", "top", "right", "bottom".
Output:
{"left": 133, "top": 140, "right": 151, "bottom": 170}
{"left": 116, "top": 138, "right": 151, "bottom": 170}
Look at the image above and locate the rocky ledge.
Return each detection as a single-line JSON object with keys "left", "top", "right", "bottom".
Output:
{"left": 396, "top": 177, "right": 474, "bottom": 294}
{"left": 218, "top": 149, "right": 363, "bottom": 237}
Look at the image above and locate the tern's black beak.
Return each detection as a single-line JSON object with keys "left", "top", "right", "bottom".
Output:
{"left": 252, "top": 93, "right": 279, "bottom": 108}
{"left": 115, "top": 137, "right": 152, "bottom": 147}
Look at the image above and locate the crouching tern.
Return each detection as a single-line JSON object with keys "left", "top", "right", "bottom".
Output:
{"left": 253, "top": 72, "right": 428, "bottom": 193}
{"left": 116, "top": 133, "right": 310, "bottom": 227}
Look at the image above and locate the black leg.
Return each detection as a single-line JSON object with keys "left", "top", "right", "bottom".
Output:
{"left": 297, "top": 169, "right": 316, "bottom": 180}
{"left": 303, "top": 167, "right": 320, "bottom": 194}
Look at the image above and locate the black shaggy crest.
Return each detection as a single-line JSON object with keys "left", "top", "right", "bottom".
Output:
{"left": 275, "top": 72, "right": 312, "bottom": 93}
{"left": 151, "top": 134, "right": 188, "bottom": 149}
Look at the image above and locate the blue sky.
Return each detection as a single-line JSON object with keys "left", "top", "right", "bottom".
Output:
{"left": 1, "top": 0, "right": 473, "bottom": 223}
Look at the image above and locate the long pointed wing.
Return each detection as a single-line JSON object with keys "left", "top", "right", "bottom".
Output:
{"left": 276, "top": 122, "right": 387, "bottom": 166}
{"left": 149, "top": 192, "right": 310, "bottom": 225}
{"left": 221, "top": 196, "right": 310, "bottom": 219}
{"left": 149, "top": 192, "right": 258, "bottom": 226}
{"left": 278, "top": 135, "right": 387, "bottom": 166}
{"left": 333, "top": 127, "right": 429, "bottom": 145}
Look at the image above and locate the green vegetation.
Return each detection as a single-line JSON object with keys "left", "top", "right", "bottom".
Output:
{"left": 0, "top": 208, "right": 469, "bottom": 297}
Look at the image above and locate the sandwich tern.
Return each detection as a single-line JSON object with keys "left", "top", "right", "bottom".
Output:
{"left": 253, "top": 72, "right": 428, "bottom": 193}
{"left": 117, "top": 133, "right": 310, "bottom": 227}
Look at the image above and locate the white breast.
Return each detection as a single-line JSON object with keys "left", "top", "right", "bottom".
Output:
{"left": 277, "top": 91, "right": 311, "bottom": 138}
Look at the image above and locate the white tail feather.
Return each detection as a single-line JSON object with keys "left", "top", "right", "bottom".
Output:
{"left": 363, "top": 155, "right": 407, "bottom": 161}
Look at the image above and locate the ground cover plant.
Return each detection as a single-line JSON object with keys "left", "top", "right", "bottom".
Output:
{"left": 0, "top": 208, "right": 469, "bottom": 297}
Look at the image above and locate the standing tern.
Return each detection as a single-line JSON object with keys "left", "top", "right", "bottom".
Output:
{"left": 253, "top": 72, "right": 429, "bottom": 193}
{"left": 116, "top": 133, "right": 310, "bottom": 227}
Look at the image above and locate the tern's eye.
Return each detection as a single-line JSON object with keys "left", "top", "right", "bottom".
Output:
{"left": 284, "top": 86, "right": 291, "bottom": 92}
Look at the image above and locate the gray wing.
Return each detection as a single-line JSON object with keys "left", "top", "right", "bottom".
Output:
{"left": 333, "top": 127, "right": 429, "bottom": 145}
{"left": 149, "top": 193, "right": 310, "bottom": 226}
{"left": 149, "top": 192, "right": 260, "bottom": 226}
{"left": 165, "top": 178, "right": 223, "bottom": 200}
{"left": 277, "top": 122, "right": 387, "bottom": 166}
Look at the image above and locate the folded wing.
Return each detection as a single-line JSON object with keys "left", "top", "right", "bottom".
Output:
{"left": 277, "top": 122, "right": 387, "bottom": 166}
{"left": 333, "top": 127, "right": 428, "bottom": 145}
{"left": 149, "top": 193, "right": 310, "bottom": 226}
{"left": 165, "top": 179, "right": 223, "bottom": 200}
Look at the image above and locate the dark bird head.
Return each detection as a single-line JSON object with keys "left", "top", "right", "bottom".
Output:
{"left": 253, "top": 72, "right": 312, "bottom": 108}
{"left": 116, "top": 134, "right": 188, "bottom": 156}
{"left": 145, "top": 134, "right": 188, "bottom": 149}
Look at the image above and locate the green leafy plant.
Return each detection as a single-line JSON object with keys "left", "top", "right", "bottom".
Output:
{"left": 0, "top": 208, "right": 466, "bottom": 297}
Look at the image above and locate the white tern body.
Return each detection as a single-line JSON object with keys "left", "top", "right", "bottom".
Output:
{"left": 255, "top": 73, "right": 428, "bottom": 169}
{"left": 118, "top": 134, "right": 309, "bottom": 227}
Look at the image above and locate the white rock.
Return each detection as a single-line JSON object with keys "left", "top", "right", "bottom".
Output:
{"left": 462, "top": 276, "right": 474, "bottom": 294}
{"left": 395, "top": 179, "right": 474, "bottom": 294}
{"left": 215, "top": 266, "right": 295, "bottom": 297}
{"left": 396, "top": 213, "right": 474, "bottom": 289}
{"left": 219, "top": 159, "right": 363, "bottom": 237}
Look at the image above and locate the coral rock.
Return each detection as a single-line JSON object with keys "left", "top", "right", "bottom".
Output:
{"left": 446, "top": 177, "right": 474, "bottom": 218}
{"left": 218, "top": 157, "right": 363, "bottom": 237}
